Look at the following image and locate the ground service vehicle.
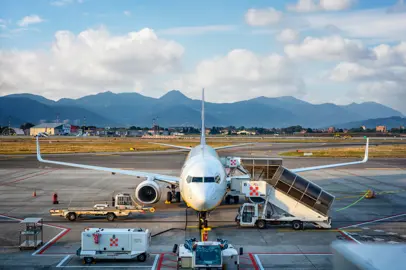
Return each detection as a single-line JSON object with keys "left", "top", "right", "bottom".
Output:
{"left": 77, "top": 227, "right": 150, "bottom": 264}
{"left": 236, "top": 178, "right": 333, "bottom": 230}
{"left": 49, "top": 193, "right": 155, "bottom": 222}
{"left": 173, "top": 238, "right": 243, "bottom": 269}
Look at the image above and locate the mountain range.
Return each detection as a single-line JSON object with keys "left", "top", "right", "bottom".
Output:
{"left": 0, "top": 91, "right": 404, "bottom": 128}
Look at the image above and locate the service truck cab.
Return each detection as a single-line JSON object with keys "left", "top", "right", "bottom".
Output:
{"left": 77, "top": 227, "right": 151, "bottom": 264}
{"left": 174, "top": 238, "right": 243, "bottom": 269}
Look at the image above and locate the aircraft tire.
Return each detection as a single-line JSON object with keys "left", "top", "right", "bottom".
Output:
{"left": 233, "top": 196, "right": 239, "bottom": 204}
{"left": 167, "top": 191, "right": 173, "bottom": 202}
{"left": 225, "top": 195, "right": 231, "bottom": 204}
{"left": 175, "top": 192, "right": 181, "bottom": 203}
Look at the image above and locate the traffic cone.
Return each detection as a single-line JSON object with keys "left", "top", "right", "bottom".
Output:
{"left": 32, "top": 190, "right": 36, "bottom": 197}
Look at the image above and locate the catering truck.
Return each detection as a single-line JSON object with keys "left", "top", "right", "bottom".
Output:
{"left": 77, "top": 227, "right": 151, "bottom": 264}
{"left": 236, "top": 178, "right": 333, "bottom": 230}
{"left": 173, "top": 238, "right": 243, "bottom": 269}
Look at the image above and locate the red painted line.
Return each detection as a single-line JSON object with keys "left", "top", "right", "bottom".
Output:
{"left": 39, "top": 228, "right": 71, "bottom": 254}
{"left": 0, "top": 213, "right": 70, "bottom": 230}
{"left": 156, "top": 253, "right": 165, "bottom": 270}
{"left": 248, "top": 253, "right": 259, "bottom": 270}
{"left": 0, "top": 169, "right": 58, "bottom": 186}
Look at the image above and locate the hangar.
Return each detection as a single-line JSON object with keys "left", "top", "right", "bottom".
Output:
{"left": 30, "top": 123, "right": 71, "bottom": 136}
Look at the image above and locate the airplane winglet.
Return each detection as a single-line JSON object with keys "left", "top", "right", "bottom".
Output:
{"left": 362, "top": 137, "right": 369, "bottom": 162}
{"left": 36, "top": 135, "right": 44, "bottom": 162}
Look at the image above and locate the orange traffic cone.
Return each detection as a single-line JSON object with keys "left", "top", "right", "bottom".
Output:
{"left": 32, "top": 190, "right": 36, "bottom": 197}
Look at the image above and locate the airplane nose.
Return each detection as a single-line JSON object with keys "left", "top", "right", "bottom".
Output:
{"left": 194, "top": 185, "right": 217, "bottom": 211}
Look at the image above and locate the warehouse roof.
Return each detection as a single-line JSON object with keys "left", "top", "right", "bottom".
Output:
{"left": 31, "top": 123, "right": 69, "bottom": 128}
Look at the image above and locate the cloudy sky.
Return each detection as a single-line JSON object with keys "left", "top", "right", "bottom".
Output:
{"left": 1, "top": 0, "right": 406, "bottom": 113}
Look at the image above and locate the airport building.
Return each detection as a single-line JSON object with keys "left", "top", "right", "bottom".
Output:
{"left": 30, "top": 123, "right": 71, "bottom": 136}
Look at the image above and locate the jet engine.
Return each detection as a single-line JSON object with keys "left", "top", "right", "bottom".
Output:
{"left": 135, "top": 180, "right": 161, "bottom": 204}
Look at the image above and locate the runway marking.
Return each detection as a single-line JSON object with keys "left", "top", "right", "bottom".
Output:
{"left": 56, "top": 255, "right": 71, "bottom": 267}
{"left": 253, "top": 253, "right": 333, "bottom": 270}
{"left": 0, "top": 169, "right": 57, "bottom": 187}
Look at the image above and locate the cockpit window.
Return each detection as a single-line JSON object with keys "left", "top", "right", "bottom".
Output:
{"left": 204, "top": 177, "right": 215, "bottom": 183}
{"left": 187, "top": 176, "right": 221, "bottom": 183}
{"left": 192, "top": 177, "right": 203, "bottom": 183}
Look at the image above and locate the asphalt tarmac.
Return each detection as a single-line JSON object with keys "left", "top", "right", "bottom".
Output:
{"left": 0, "top": 142, "right": 405, "bottom": 269}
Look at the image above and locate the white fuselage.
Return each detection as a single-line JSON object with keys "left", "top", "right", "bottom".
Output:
{"left": 179, "top": 144, "right": 227, "bottom": 212}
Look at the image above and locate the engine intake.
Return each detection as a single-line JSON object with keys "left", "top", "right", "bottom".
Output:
{"left": 135, "top": 180, "right": 161, "bottom": 204}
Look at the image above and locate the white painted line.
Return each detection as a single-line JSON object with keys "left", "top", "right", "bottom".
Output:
{"left": 401, "top": 235, "right": 406, "bottom": 238}
{"left": 254, "top": 254, "right": 264, "bottom": 270}
{"left": 341, "top": 230, "right": 362, "bottom": 244}
{"left": 151, "top": 254, "right": 159, "bottom": 270}
{"left": 340, "top": 213, "right": 406, "bottom": 229}
{"left": 58, "top": 255, "right": 158, "bottom": 268}
{"left": 56, "top": 255, "right": 71, "bottom": 267}
{"left": 0, "top": 214, "right": 69, "bottom": 256}
{"left": 361, "top": 227, "right": 369, "bottom": 230}
{"left": 373, "top": 238, "right": 384, "bottom": 241}
{"left": 31, "top": 228, "right": 68, "bottom": 256}
{"left": 374, "top": 230, "right": 384, "bottom": 233}
{"left": 387, "top": 232, "right": 398, "bottom": 235}
{"left": 388, "top": 241, "right": 399, "bottom": 244}
{"left": 255, "top": 254, "right": 333, "bottom": 256}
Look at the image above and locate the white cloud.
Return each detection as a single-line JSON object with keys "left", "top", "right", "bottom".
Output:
{"left": 276, "top": 28, "right": 299, "bottom": 43}
{"left": 287, "top": 0, "right": 356, "bottom": 12}
{"left": 0, "top": 27, "right": 184, "bottom": 99}
{"left": 284, "top": 35, "right": 371, "bottom": 61}
{"left": 123, "top": 11, "right": 131, "bottom": 17}
{"left": 329, "top": 62, "right": 377, "bottom": 81}
{"left": 50, "top": 0, "right": 83, "bottom": 6}
{"left": 387, "top": 0, "right": 406, "bottom": 13}
{"left": 244, "top": 8, "right": 283, "bottom": 26}
{"left": 304, "top": 9, "right": 406, "bottom": 43}
{"left": 157, "top": 25, "right": 235, "bottom": 36}
{"left": 17, "top": 15, "right": 44, "bottom": 27}
{"left": 164, "top": 49, "right": 304, "bottom": 102}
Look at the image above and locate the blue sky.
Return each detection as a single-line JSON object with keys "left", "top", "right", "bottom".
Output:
{"left": 1, "top": 0, "right": 406, "bottom": 114}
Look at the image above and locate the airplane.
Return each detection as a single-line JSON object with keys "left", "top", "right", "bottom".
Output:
{"left": 36, "top": 89, "right": 369, "bottom": 229}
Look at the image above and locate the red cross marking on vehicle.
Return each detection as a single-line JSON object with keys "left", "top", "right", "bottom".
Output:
{"left": 110, "top": 238, "right": 119, "bottom": 247}
{"left": 230, "top": 159, "right": 237, "bottom": 166}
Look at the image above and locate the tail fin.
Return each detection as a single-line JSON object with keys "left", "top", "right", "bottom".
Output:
{"left": 200, "top": 88, "right": 206, "bottom": 145}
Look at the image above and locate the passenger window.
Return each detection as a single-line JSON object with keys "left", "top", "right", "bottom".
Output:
{"left": 192, "top": 177, "right": 203, "bottom": 183}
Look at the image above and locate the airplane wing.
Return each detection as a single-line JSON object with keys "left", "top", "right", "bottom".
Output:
{"left": 35, "top": 136, "right": 179, "bottom": 185}
{"left": 148, "top": 142, "right": 192, "bottom": 150}
{"left": 214, "top": 143, "right": 255, "bottom": 150}
{"left": 290, "top": 138, "right": 369, "bottom": 173}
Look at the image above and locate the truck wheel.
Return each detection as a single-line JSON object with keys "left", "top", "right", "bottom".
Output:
{"left": 137, "top": 253, "right": 147, "bottom": 262}
{"left": 167, "top": 191, "right": 173, "bottom": 202}
{"left": 172, "top": 244, "right": 178, "bottom": 254}
{"left": 67, "top": 212, "right": 76, "bottom": 222}
{"left": 106, "top": 212, "right": 115, "bottom": 222}
{"left": 233, "top": 196, "right": 240, "bottom": 204}
{"left": 292, "top": 220, "right": 303, "bottom": 230}
{"left": 175, "top": 192, "right": 181, "bottom": 203}
{"left": 84, "top": 257, "right": 93, "bottom": 264}
{"left": 257, "top": 220, "right": 266, "bottom": 229}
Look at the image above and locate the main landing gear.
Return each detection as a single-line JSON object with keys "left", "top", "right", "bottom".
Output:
{"left": 198, "top": 212, "right": 208, "bottom": 230}
{"left": 166, "top": 185, "right": 181, "bottom": 204}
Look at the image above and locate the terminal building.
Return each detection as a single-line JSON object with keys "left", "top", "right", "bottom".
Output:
{"left": 30, "top": 123, "right": 71, "bottom": 136}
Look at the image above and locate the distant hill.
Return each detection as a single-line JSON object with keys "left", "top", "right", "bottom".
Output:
{"left": 0, "top": 97, "right": 118, "bottom": 127}
{"left": 1, "top": 91, "right": 404, "bottom": 128}
{"left": 333, "top": 116, "right": 406, "bottom": 129}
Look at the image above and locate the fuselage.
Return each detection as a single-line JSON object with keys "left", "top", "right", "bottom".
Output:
{"left": 179, "top": 144, "right": 227, "bottom": 212}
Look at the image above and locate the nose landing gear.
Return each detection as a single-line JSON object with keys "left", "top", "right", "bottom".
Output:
{"left": 198, "top": 212, "right": 208, "bottom": 230}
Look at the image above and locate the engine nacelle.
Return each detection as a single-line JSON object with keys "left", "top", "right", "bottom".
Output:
{"left": 135, "top": 180, "right": 161, "bottom": 204}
